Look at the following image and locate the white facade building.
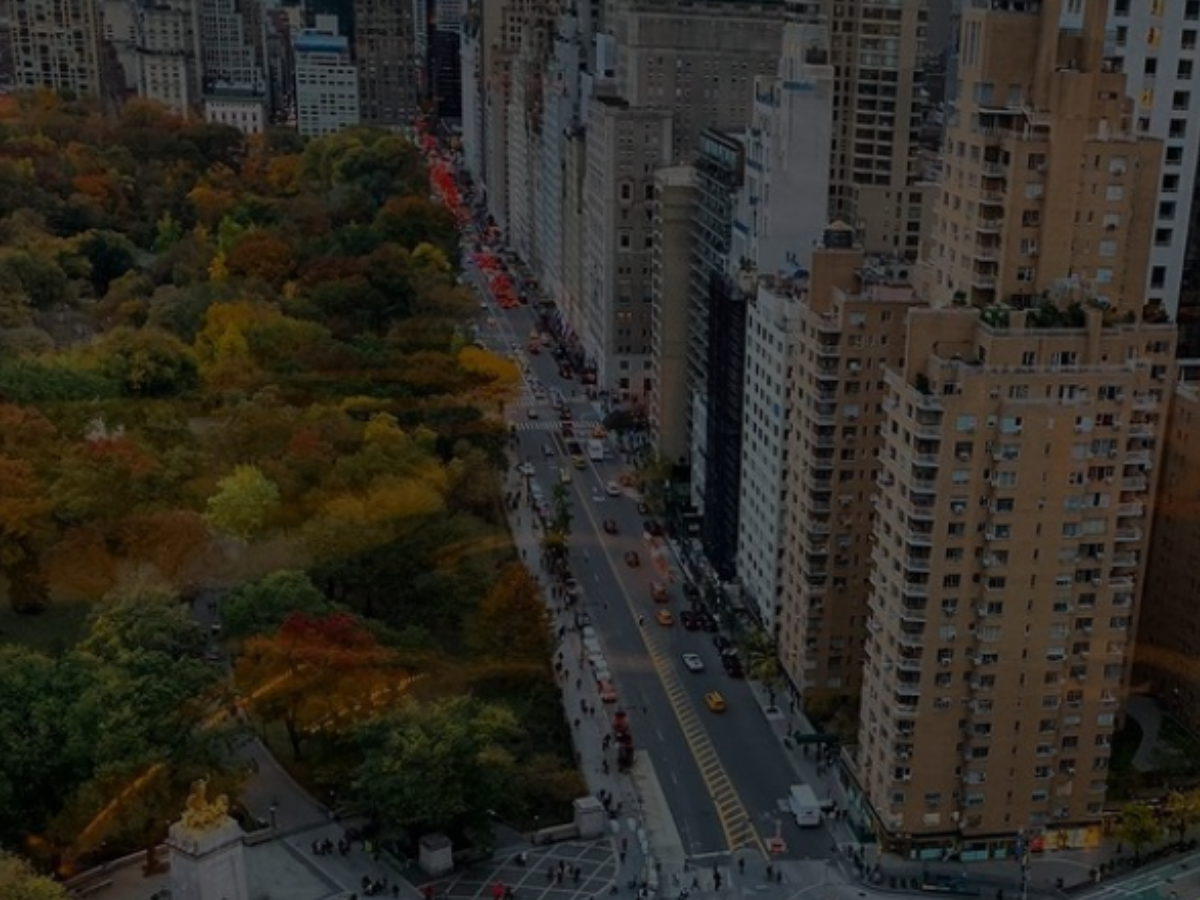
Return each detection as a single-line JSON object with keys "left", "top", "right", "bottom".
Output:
{"left": 736, "top": 269, "right": 804, "bottom": 628}
{"left": 294, "top": 19, "right": 358, "bottom": 137}
{"left": 1108, "top": 0, "right": 1200, "bottom": 319}
{"left": 732, "top": 17, "right": 834, "bottom": 273}
{"left": 204, "top": 94, "right": 265, "bottom": 133}
{"left": 135, "top": 0, "right": 201, "bottom": 116}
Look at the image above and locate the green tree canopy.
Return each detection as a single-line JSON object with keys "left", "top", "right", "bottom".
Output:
{"left": 0, "top": 851, "right": 70, "bottom": 900}
{"left": 352, "top": 697, "right": 520, "bottom": 838}
{"left": 221, "top": 569, "right": 334, "bottom": 639}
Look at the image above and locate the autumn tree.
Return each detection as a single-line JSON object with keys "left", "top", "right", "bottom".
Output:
{"left": 237, "top": 611, "right": 394, "bottom": 760}
{"left": 352, "top": 696, "right": 520, "bottom": 838}
{"left": 1118, "top": 803, "right": 1164, "bottom": 862}
{"left": 467, "top": 563, "right": 551, "bottom": 661}
{"left": 225, "top": 230, "right": 295, "bottom": 287}
{"left": 1164, "top": 788, "right": 1200, "bottom": 846}
{"left": 89, "top": 327, "right": 199, "bottom": 397}
{"left": 205, "top": 464, "right": 279, "bottom": 541}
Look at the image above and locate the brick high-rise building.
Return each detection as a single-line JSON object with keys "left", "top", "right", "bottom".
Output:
{"left": 916, "top": 0, "right": 1161, "bottom": 311}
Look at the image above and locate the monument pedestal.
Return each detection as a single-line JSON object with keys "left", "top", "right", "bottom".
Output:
{"left": 573, "top": 797, "right": 606, "bottom": 839}
{"left": 167, "top": 816, "right": 249, "bottom": 900}
{"left": 419, "top": 834, "right": 454, "bottom": 876}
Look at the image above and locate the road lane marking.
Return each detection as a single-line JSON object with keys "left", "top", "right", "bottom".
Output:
{"left": 567, "top": 458, "right": 766, "bottom": 858}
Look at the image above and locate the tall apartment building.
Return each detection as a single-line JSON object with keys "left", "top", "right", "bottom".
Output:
{"left": 355, "top": 0, "right": 419, "bottom": 127}
{"left": 1107, "top": 0, "right": 1200, "bottom": 327}
{"left": 459, "top": 0, "right": 560, "bottom": 229}
{"left": 825, "top": 0, "right": 933, "bottom": 260}
{"left": 778, "top": 231, "right": 920, "bottom": 695}
{"left": 609, "top": 0, "right": 782, "bottom": 166}
{"left": 427, "top": 0, "right": 463, "bottom": 120}
{"left": 9, "top": 0, "right": 106, "bottom": 97}
{"left": 294, "top": 18, "right": 358, "bottom": 137}
{"left": 917, "top": 0, "right": 1160, "bottom": 311}
{"left": 649, "top": 165, "right": 697, "bottom": 463}
{"left": 730, "top": 14, "right": 835, "bottom": 275}
{"left": 1140, "top": 381, "right": 1200, "bottom": 739}
{"left": 735, "top": 265, "right": 804, "bottom": 633}
{"left": 134, "top": 0, "right": 201, "bottom": 115}
{"left": 198, "top": 0, "right": 270, "bottom": 133}
{"left": 532, "top": 6, "right": 586, "bottom": 314}
{"left": 855, "top": 304, "right": 1174, "bottom": 848}
{"left": 686, "top": 128, "right": 746, "bottom": 564}
{"left": 581, "top": 96, "right": 673, "bottom": 391}
{"left": 506, "top": 19, "right": 555, "bottom": 266}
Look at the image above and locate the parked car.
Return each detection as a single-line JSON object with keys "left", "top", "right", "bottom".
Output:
{"left": 681, "top": 611, "right": 700, "bottom": 631}
{"left": 713, "top": 635, "right": 733, "bottom": 652}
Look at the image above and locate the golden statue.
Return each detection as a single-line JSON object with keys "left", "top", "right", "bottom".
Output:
{"left": 179, "top": 778, "right": 231, "bottom": 833}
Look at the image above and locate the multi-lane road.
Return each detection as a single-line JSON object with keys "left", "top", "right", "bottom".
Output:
{"left": 463, "top": 250, "right": 834, "bottom": 866}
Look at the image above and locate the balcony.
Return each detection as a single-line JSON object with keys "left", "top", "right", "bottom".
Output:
{"left": 906, "top": 528, "right": 934, "bottom": 547}
{"left": 972, "top": 274, "right": 998, "bottom": 290}
{"left": 1118, "top": 502, "right": 1145, "bottom": 518}
{"left": 912, "top": 420, "right": 945, "bottom": 440}
{"left": 1114, "top": 528, "right": 1143, "bottom": 542}
{"left": 979, "top": 191, "right": 1005, "bottom": 205}
{"left": 905, "top": 556, "right": 932, "bottom": 572}
{"left": 977, "top": 218, "right": 1003, "bottom": 233}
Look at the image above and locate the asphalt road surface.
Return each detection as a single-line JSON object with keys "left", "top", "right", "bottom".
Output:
{"left": 465, "top": 247, "right": 835, "bottom": 865}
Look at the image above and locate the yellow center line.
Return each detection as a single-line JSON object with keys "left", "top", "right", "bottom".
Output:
{"left": 640, "top": 625, "right": 767, "bottom": 857}
{"left": 564, "top": 479, "right": 766, "bottom": 858}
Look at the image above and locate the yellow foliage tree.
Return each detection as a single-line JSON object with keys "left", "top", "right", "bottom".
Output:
{"left": 194, "top": 301, "right": 268, "bottom": 391}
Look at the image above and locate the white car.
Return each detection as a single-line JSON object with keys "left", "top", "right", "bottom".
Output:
{"left": 682, "top": 653, "right": 705, "bottom": 673}
{"left": 527, "top": 407, "right": 540, "bottom": 419}
{"left": 517, "top": 462, "right": 535, "bottom": 477}
{"left": 605, "top": 481, "right": 622, "bottom": 497}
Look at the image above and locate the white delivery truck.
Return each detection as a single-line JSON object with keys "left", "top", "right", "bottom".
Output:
{"left": 587, "top": 438, "right": 605, "bottom": 461}
{"left": 788, "top": 783, "right": 823, "bottom": 827}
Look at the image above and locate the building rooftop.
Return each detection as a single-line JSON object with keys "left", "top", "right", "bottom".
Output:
{"left": 294, "top": 31, "right": 349, "bottom": 54}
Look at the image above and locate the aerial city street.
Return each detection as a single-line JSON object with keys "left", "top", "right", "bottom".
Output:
{"left": 4, "top": 0, "right": 1200, "bottom": 899}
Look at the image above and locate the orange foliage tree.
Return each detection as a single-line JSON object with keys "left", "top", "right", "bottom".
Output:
{"left": 237, "top": 611, "right": 396, "bottom": 760}
{"left": 225, "top": 231, "right": 296, "bottom": 288}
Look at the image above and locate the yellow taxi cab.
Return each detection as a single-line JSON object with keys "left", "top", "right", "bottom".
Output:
{"left": 704, "top": 692, "right": 727, "bottom": 713}
{"left": 656, "top": 609, "right": 674, "bottom": 627}
{"left": 572, "top": 455, "right": 587, "bottom": 470}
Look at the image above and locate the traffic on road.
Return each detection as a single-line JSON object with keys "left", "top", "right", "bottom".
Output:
{"left": 460, "top": 228, "right": 837, "bottom": 864}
